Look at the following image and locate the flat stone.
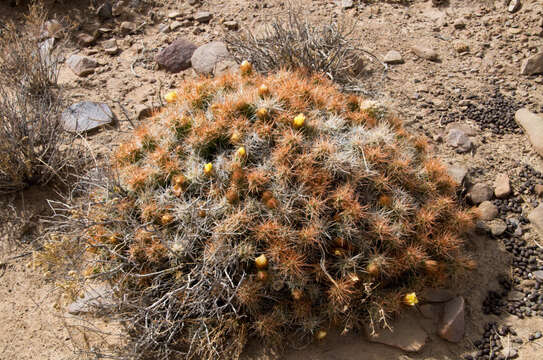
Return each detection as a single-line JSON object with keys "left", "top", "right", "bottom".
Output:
{"left": 508, "top": 0, "right": 521, "bottom": 13}
{"left": 102, "top": 38, "right": 119, "bottom": 55}
{"left": 367, "top": 310, "right": 428, "bottom": 352}
{"left": 438, "top": 296, "right": 465, "bottom": 343}
{"left": 67, "top": 284, "right": 114, "bottom": 315}
{"left": 520, "top": 52, "right": 543, "bottom": 76}
{"left": 77, "top": 33, "right": 96, "bottom": 46}
{"left": 194, "top": 11, "right": 212, "bottom": 23}
{"left": 191, "top": 41, "right": 232, "bottom": 75}
{"left": 384, "top": 50, "right": 404, "bottom": 64}
{"left": 489, "top": 219, "right": 507, "bottom": 237}
{"left": 446, "top": 128, "right": 472, "bottom": 153}
{"left": 420, "top": 288, "right": 454, "bottom": 303}
{"left": 468, "top": 183, "right": 493, "bottom": 205}
{"left": 515, "top": 108, "right": 543, "bottom": 157}
{"left": 155, "top": 38, "right": 197, "bottom": 73}
{"left": 411, "top": 44, "right": 439, "bottom": 61}
{"left": 66, "top": 54, "right": 98, "bottom": 77}
{"left": 120, "top": 21, "right": 137, "bottom": 35}
{"left": 494, "top": 173, "right": 511, "bottom": 198}
{"left": 447, "top": 164, "right": 468, "bottom": 186}
{"left": 62, "top": 101, "right": 114, "bottom": 133}
{"left": 528, "top": 204, "right": 543, "bottom": 238}
{"left": 478, "top": 201, "right": 498, "bottom": 221}
{"left": 223, "top": 20, "right": 239, "bottom": 30}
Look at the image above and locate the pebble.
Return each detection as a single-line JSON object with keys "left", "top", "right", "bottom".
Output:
{"left": 384, "top": 50, "right": 404, "bottom": 64}
{"left": 494, "top": 173, "right": 511, "bottom": 199}
{"left": 478, "top": 201, "right": 499, "bottom": 221}
{"left": 469, "top": 183, "right": 493, "bottom": 205}
{"left": 194, "top": 11, "right": 213, "bottom": 23}
{"left": 515, "top": 109, "right": 543, "bottom": 157}
{"left": 489, "top": 219, "right": 507, "bottom": 236}
{"left": 66, "top": 54, "right": 98, "bottom": 77}
{"left": 508, "top": 0, "right": 521, "bottom": 13}
{"left": 446, "top": 128, "right": 472, "bottom": 153}
{"left": 411, "top": 43, "right": 439, "bottom": 61}
{"left": 447, "top": 164, "right": 469, "bottom": 186}
{"left": 191, "top": 41, "right": 233, "bottom": 75}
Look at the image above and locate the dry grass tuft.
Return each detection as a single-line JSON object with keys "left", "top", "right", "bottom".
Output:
{"left": 36, "top": 68, "right": 476, "bottom": 360}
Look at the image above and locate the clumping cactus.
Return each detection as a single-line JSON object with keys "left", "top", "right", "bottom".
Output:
{"left": 46, "top": 67, "right": 478, "bottom": 359}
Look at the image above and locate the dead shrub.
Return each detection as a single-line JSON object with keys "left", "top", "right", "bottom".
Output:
{"left": 0, "top": 3, "right": 80, "bottom": 193}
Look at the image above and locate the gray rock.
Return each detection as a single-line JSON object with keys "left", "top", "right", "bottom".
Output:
{"left": 168, "top": 11, "right": 182, "bottom": 19}
{"left": 515, "top": 108, "right": 543, "bottom": 157}
{"left": 468, "top": 183, "right": 493, "bottom": 205}
{"left": 508, "top": 0, "right": 521, "bottom": 13}
{"left": 159, "top": 23, "right": 171, "bottom": 33}
{"left": 533, "top": 270, "right": 543, "bottom": 282}
{"left": 446, "top": 128, "right": 472, "bottom": 153}
{"left": 77, "top": 33, "right": 96, "bottom": 46}
{"left": 384, "top": 50, "right": 404, "bottom": 64}
{"left": 155, "top": 38, "right": 197, "bottom": 73}
{"left": 489, "top": 219, "right": 507, "bottom": 237}
{"left": 194, "top": 11, "right": 212, "bottom": 23}
{"left": 102, "top": 38, "right": 119, "bottom": 55}
{"left": 494, "top": 173, "right": 511, "bottom": 198}
{"left": 337, "top": 0, "right": 353, "bottom": 9}
{"left": 420, "top": 288, "right": 454, "bottom": 303}
{"left": 120, "top": 21, "right": 137, "bottom": 35}
{"left": 438, "top": 296, "right": 465, "bottom": 343}
{"left": 478, "top": 201, "right": 498, "bottom": 221}
{"left": 67, "top": 284, "right": 114, "bottom": 315}
{"left": 520, "top": 52, "right": 543, "bottom": 76}
{"left": 367, "top": 310, "right": 428, "bottom": 352}
{"left": 191, "top": 41, "right": 232, "bottom": 75}
{"left": 528, "top": 204, "right": 543, "bottom": 238}
{"left": 411, "top": 44, "right": 439, "bottom": 61}
{"left": 96, "top": 2, "right": 113, "bottom": 20}
{"left": 66, "top": 54, "right": 98, "bottom": 77}
{"left": 447, "top": 164, "right": 468, "bottom": 185}
{"left": 62, "top": 101, "right": 114, "bottom": 133}
{"left": 223, "top": 20, "right": 239, "bottom": 30}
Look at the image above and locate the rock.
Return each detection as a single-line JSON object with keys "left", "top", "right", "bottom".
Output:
{"left": 337, "top": 0, "right": 353, "bottom": 9}
{"left": 66, "top": 54, "right": 98, "bottom": 77}
{"left": 77, "top": 33, "right": 96, "bottom": 46}
{"left": 367, "top": 310, "right": 428, "bottom": 352}
{"left": 67, "top": 284, "right": 114, "bottom": 315}
{"left": 528, "top": 204, "right": 543, "bottom": 238}
{"left": 489, "top": 219, "right": 507, "bottom": 237}
{"left": 468, "top": 183, "right": 493, "bottom": 205}
{"left": 478, "top": 201, "right": 498, "bottom": 221}
{"left": 383, "top": 50, "right": 404, "bottom": 64}
{"left": 515, "top": 108, "right": 543, "bottom": 157}
{"left": 419, "top": 303, "right": 442, "bottom": 319}
{"left": 168, "top": 11, "right": 182, "bottom": 18}
{"left": 194, "top": 11, "right": 212, "bottom": 23}
{"left": 61, "top": 101, "right": 114, "bottom": 133}
{"left": 446, "top": 128, "right": 472, "bottom": 153}
{"left": 447, "top": 164, "right": 468, "bottom": 186}
{"left": 508, "top": 0, "right": 521, "bottom": 13}
{"left": 191, "top": 41, "right": 232, "bottom": 75}
{"left": 420, "top": 288, "right": 454, "bottom": 303}
{"left": 102, "top": 38, "right": 119, "bottom": 55}
{"left": 96, "top": 2, "right": 113, "bottom": 20}
{"left": 223, "top": 20, "right": 239, "bottom": 30}
{"left": 535, "top": 184, "right": 543, "bottom": 197}
{"left": 454, "top": 41, "right": 469, "bottom": 53}
{"left": 533, "top": 270, "right": 543, "bottom": 282}
{"left": 411, "top": 44, "right": 439, "bottom": 61}
{"left": 494, "top": 173, "right": 511, "bottom": 198}
{"left": 187, "top": 0, "right": 198, "bottom": 5}
{"left": 520, "top": 52, "right": 543, "bottom": 76}
{"left": 438, "top": 296, "right": 465, "bottom": 343}
{"left": 453, "top": 19, "right": 466, "bottom": 29}
{"left": 120, "top": 21, "right": 137, "bottom": 35}
{"left": 135, "top": 104, "right": 152, "bottom": 120}
{"left": 45, "top": 19, "right": 63, "bottom": 38}
{"left": 155, "top": 38, "right": 197, "bottom": 73}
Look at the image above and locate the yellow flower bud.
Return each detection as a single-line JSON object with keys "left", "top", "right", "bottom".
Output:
{"left": 258, "top": 84, "right": 270, "bottom": 97}
{"left": 231, "top": 131, "right": 241, "bottom": 143}
{"left": 403, "top": 292, "right": 419, "bottom": 306}
{"left": 293, "top": 113, "right": 306, "bottom": 129}
{"left": 204, "top": 163, "right": 213, "bottom": 175}
{"left": 255, "top": 254, "right": 268, "bottom": 269}
{"left": 256, "top": 107, "right": 268, "bottom": 119}
{"left": 240, "top": 60, "right": 252, "bottom": 75}
{"left": 316, "top": 330, "right": 327, "bottom": 340}
{"left": 165, "top": 91, "right": 178, "bottom": 103}
{"left": 237, "top": 146, "right": 246, "bottom": 157}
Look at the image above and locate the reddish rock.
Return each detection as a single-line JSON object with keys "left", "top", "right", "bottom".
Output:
{"left": 155, "top": 38, "right": 197, "bottom": 73}
{"left": 438, "top": 296, "right": 465, "bottom": 343}
{"left": 468, "top": 183, "right": 493, "bottom": 205}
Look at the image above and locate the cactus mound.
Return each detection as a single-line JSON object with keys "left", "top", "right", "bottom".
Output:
{"left": 79, "top": 69, "right": 476, "bottom": 359}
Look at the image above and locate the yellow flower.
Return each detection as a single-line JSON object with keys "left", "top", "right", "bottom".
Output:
{"left": 255, "top": 254, "right": 268, "bottom": 269}
{"left": 240, "top": 60, "right": 252, "bottom": 74}
{"left": 256, "top": 107, "right": 268, "bottom": 119}
{"left": 403, "top": 292, "right": 419, "bottom": 306}
{"left": 165, "top": 91, "right": 178, "bottom": 103}
{"left": 236, "top": 146, "right": 246, "bottom": 157}
{"left": 293, "top": 113, "right": 306, "bottom": 129}
{"left": 204, "top": 163, "right": 213, "bottom": 175}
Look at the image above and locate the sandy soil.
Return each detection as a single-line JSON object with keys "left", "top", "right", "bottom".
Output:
{"left": 1, "top": 0, "right": 543, "bottom": 359}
